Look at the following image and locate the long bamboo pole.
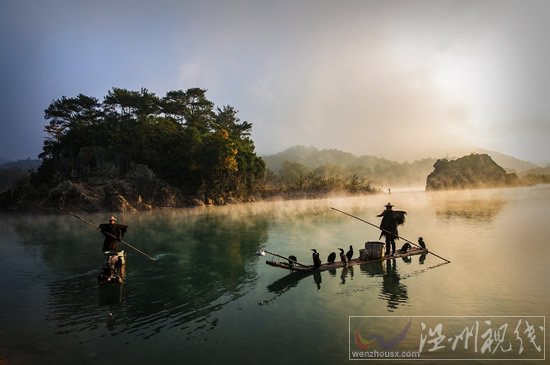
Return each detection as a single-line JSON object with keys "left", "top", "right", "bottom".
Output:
{"left": 260, "top": 249, "right": 310, "bottom": 267}
{"left": 58, "top": 206, "right": 156, "bottom": 261}
{"left": 330, "top": 207, "right": 451, "bottom": 263}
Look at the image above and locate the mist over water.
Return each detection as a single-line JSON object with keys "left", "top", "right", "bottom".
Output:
{"left": 0, "top": 185, "right": 548, "bottom": 364}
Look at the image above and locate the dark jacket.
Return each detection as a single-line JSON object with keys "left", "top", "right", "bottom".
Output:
{"left": 377, "top": 210, "right": 406, "bottom": 240}
{"left": 99, "top": 223, "right": 128, "bottom": 251}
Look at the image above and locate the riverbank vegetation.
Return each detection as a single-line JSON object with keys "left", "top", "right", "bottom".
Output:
{"left": 36, "top": 87, "right": 265, "bottom": 200}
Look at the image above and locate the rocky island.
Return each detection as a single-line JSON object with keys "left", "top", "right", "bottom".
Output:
{"left": 0, "top": 88, "right": 265, "bottom": 212}
{"left": 426, "top": 154, "right": 521, "bottom": 191}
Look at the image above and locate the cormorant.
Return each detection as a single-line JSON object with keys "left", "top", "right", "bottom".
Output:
{"left": 418, "top": 237, "right": 426, "bottom": 249}
{"left": 327, "top": 252, "right": 336, "bottom": 264}
{"left": 346, "top": 245, "right": 354, "bottom": 261}
{"left": 399, "top": 242, "right": 411, "bottom": 254}
{"left": 288, "top": 255, "right": 297, "bottom": 268}
{"left": 338, "top": 248, "right": 347, "bottom": 264}
{"left": 311, "top": 249, "right": 321, "bottom": 268}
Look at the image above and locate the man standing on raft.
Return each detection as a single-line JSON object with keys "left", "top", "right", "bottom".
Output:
{"left": 99, "top": 216, "right": 128, "bottom": 252}
{"left": 377, "top": 203, "right": 407, "bottom": 257}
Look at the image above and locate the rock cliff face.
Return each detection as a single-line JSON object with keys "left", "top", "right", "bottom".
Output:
{"left": 426, "top": 154, "right": 521, "bottom": 191}
{"left": 0, "top": 147, "right": 190, "bottom": 212}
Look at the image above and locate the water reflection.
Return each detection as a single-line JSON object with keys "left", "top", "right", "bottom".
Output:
{"left": 313, "top": 271, "right": 322, "bottom": 289}
{"left": 360, "top": 261, "right": 384, "bottom": 276}
{"left": 263, "top": 258, "right": 412, "bottom": 312}
{"left": 435, "top": 198, "right": 506, "bottom": 224}
{"left": 6, "top": 211, "right": 269, "bottom": 340}
{"left": 260, "top": 271, "right": 313, "bottom": 305}
{"left": 98, "top": 285, "right": 123, "bottom": 306}
{"left": 340, "top": 266, "right": 354, "bottom": 284}
{"left": 379, "top": 259, "right": 408, "bottom": 311}
{"left": 1, "top": 187, "right": 547, "bottom": 365}
{"left": 419, "top": 254, "right": 427, "bottom": 264}
{"left": 266, "top": 272, "right": 308, "bottom": 295}
{"left": 358, "top": 259, "right": 410, "bottom": 311}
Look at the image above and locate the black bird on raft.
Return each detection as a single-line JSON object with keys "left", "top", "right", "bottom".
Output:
{"left": 418, "top": 237, "right": 427, "bottom": 249}
{"left": 338, "top": 248, "right": 347, "bottom": 264}
{"left": 346, "top": 245, "right": 354, "bottom": 261}
{"left": 288, "top": 255, "right": 297, "bottom": 268}
{"left": 327, "top": 252, "right": 336, "bottom": 264}
{"left": 311, "top": 249, "right": 321, "bottom": 268}
{"left": 400, "top": 242, "right": 411, "bottom": 254}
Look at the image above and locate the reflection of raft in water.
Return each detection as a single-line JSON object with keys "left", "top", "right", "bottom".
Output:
{"left": 97, "top": 250, "right": 126, "bottom": 284}
{"left": 265, "top": 247, "right": 428, "bottom": 273}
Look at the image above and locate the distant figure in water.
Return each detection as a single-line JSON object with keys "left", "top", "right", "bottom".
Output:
{"left": 327, "top": 252, "right": 336, "bottom": 264}
{"left": 338, "top": 248, "right": 347, "bottom": 264}
{"left": 377, "top": 203, "right": 407, "bottom": 257}
{"left": 388, "top": 188, "right": 391, "bottom": 194}
{"left": 418, "top": 237, "right": 427, "bottom": 249}
{"left": 311, "top": 249, "right": 321, "bottom": 268}
{"left": 346, "top": 245, "right": 354, "bottom": 261}
{"left": 399, "top": 242, "right": 411, "bottom": 254}
{"left": 99, "top": 216, "right": 128, "bottom": 252}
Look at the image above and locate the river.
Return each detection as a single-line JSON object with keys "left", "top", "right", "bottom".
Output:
{"left": 0, "top": 185, "right": 548, "bottom": 364}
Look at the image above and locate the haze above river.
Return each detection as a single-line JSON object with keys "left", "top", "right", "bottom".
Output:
{"left": 1, "top": 186, "right": 548, "bottom": 364}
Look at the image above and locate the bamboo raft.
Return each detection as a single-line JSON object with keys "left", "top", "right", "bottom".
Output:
{"left": 265, "top": 247, "right": 428, "bottom": 273}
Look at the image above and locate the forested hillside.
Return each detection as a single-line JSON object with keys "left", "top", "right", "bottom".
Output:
{"left": 263, "top": 146, "right": 436, "bottom": 187}
{"left": 1, "top": 88, "right": 265, "bottom": 211}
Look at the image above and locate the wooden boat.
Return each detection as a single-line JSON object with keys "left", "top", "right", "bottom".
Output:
{"left": 97, "top": 250, "right": 126, "bottom": 284}
{"left": 265, "top": 247, "right": 428, "bottom": 273}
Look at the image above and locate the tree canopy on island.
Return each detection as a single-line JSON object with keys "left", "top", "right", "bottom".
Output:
{"left": 37, "top": 87, "right": 265, "bottom": 200}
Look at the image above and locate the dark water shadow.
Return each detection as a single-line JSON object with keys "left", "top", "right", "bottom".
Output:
{"left": 5, "top": 212, "right": 269, "bottom": 341}
{"left": 379, "top": 259, "right": 408, "bottom": 312}
{"left": 259, "top": 271, "right": 313, "bottom": 305}
{"left": 359, "top": 261, "right": 384, "bottom": 276}
{"left": 340, "top": 265, "right": 354, "bottom": 284}
{"left": 98, "top": 284, "right": 123, "bottom": 306}
{"left": 260, "top": 269, "right": 327, "bottom": 305}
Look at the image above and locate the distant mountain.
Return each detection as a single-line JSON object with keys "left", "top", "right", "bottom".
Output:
{"left": 264, "top": 146, "right": 541, "bottom": 172}
{"left": 263, "top": 145, "right": 435, "bottom": 187}
{"left": 521, "top": 165, "right": 550, "bottom": 176}
{"left": 262, "top": 145, "right": 541, "bottom": 187}
{"left": 0, "top": 159, "right": 41, "bottom": 171}
{"left": 0, "top": 157, "right": 9, "bottom": 165}
{"left": 434, "top": 147, "right": 539, "bottom": 173}
{"left": 473, "top": 148, "right": 538, "bottom": 173}
{"left": 263, "top": 145, "right": 398, "bottom": 173}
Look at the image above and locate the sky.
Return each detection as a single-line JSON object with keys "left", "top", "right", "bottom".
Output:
{"left": 1, "top": 0, "right": 549, "bottom": 165}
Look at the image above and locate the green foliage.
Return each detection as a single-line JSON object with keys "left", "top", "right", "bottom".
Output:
{"left": 37, "top": 87, "right": 266, "bottom": 200}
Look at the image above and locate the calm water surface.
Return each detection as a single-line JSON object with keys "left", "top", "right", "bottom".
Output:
{"left": 0, "top": 186, "right": 548, "bottom": 364}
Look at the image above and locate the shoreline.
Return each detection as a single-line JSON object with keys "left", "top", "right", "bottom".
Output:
{"left": 1, "top": 183, "right": 548, "bottom": 215}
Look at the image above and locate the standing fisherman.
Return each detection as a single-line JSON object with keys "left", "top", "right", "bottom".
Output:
{"left": 99, "top": 216, "right": 128, "bottom": 252}
{"left": 377, "top": 203, "right": 407, "bottom": 257}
